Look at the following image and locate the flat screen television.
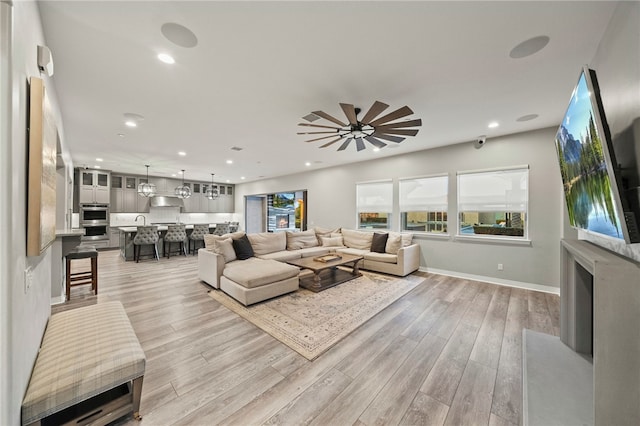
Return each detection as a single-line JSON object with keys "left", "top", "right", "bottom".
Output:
{"left": 555, "top": 66, "right": 639, "bottom": 243}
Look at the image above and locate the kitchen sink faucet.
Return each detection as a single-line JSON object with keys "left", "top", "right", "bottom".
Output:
{"left": 135, "top": 215, "right": 146, "bottom": 226}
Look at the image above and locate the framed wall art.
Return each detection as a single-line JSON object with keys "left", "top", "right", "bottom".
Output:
{"left": 27, "top": 77, "right": 57, "bottom": 256}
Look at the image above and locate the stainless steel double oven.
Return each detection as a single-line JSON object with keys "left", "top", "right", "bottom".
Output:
{"left": 80, "top": 204, "right": 110, "bottom": 242}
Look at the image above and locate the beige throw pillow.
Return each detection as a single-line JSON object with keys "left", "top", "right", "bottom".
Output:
{"left": 314, "top": 226, "right": 341, "bottom": 244}
{"left": 213, "top": 238, "right": 236, "bottom": 263}
{"left": 286, "top": 229, "right": 319, "bottom": 250}
{"left": 204, "top": 232, "right": 246, "bottom": 251}
{"left": 385, "top": 232, "right": 402, "bottom": 254}
{"left": 321, "top": 236, "right": 344, "bottom": 247}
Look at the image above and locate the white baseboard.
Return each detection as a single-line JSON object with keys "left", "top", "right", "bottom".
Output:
{"left": 420, "top": 267, "right": 560, "bottom": 295}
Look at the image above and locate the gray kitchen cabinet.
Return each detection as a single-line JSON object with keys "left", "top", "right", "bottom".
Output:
{"left": 109, "top": 228, "right": 120, "bottom": 248}
{"left": 149, "top": 177, "right": 167, "bottom": 194}
{"left": 123, "top": 188, "right": 137, "bottom": 212}
{"left": 110, "top": 175, "right": 124, "bottom": 212}
{"left": 78, "top": 169, "right": 110, "bottom": 204}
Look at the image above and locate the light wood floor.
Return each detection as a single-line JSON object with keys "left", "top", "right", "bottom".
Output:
{"left": 54, "top": 249, "right": 560, "bottom": 426}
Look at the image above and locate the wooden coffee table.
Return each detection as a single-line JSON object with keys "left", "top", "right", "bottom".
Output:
{"left": 286, "top": 253, "right": 363, "bottom": 292}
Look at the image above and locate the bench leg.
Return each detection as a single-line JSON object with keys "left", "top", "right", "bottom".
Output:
{"left": 132, "top": 375, "right": 144, "bottom": 421}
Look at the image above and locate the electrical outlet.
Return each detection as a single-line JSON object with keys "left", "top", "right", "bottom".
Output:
{"left": 498, "top": 263, "right": 504, "bottom": 271}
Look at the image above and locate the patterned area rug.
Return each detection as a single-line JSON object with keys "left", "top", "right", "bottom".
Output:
{"left": 208, "top": 271, "right": 425, "bottom": 360}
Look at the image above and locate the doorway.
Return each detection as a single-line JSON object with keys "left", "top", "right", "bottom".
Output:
{"left": 244, "top": 190, "right": 307, "bottom": 233}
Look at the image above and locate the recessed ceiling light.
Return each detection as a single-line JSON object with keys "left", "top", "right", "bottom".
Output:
{"left": 94, "top": 165, "right": 101, "bottom": 169}
{"left": 171, "top": 174, "right": 177, "bottom": 177}
{"left": 226, "top": 179, "right": 230, "bottom": 183}
{"left": 123, "top": 112, "right": 144, "bottom": 121}
{"left": 157, "top": 53, "right": 175, "bottom": 64}
{"left": 373, "top": 147, "right": 380, "bottom": 152}
{"left": 488, "top": 121, "right": 499, "bottom": 129}
{"left": 240, "top": 176, "right": 245, "bottom": 180}
{"left": 510, "top": 35, "right": 550, "bottom": 59}
{"left": 96, "top": 158, "right": 103, "bottom": 162}
{"left": 178, "top": 151, "right": 186, "bottom": 156}
{"left": 516, "top": 114, "right": 539, "bottom": 122}
{"left": 226, "top": 160, "right": 233, "bottom": 164}
{"left": 125, "top": 121, "right": 137, "bottom": 128}
{"left": 305, "top": 162, "right": 311, "bottom": 166}
{"left": 161, "top": 22, "right": 198, "bottom": 48}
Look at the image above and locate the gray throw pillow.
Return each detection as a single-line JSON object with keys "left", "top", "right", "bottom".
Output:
{"left": 371, "top": 232, "right": 389, "bottom": 253}
{"left": 232, "top": 234, "right": 255, "bottom": 260}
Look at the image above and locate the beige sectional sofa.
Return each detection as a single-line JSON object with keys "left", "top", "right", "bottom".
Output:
{"left": 198, "top": 227, "right": 420, "bottom": 305}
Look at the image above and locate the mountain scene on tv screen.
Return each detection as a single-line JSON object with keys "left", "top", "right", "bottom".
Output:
{"left": 555, "top": 73, "right": 624, "bottom": 240}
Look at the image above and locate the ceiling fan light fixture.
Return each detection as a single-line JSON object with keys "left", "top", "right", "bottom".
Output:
{"left": 174, "top": 169, "right": 191, "bottom": 199}
{"left": 137, "top": 164, "right": 157, "bottom": 197}
{"left": 298, "top": 100, "right": 421, "bottom": 152}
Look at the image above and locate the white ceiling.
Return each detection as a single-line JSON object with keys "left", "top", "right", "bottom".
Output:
{"left": 38, "top": 1, "right": 618, "bottom": 184}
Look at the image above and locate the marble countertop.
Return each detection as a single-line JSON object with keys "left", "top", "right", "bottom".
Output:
{"left": 118, "top": 224, "right": 220, "bottom": 232}
{"left": 55, "top": 228, "right": 85, "bottom": 237}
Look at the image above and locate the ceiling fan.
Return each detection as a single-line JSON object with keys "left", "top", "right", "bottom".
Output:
{"left": 298, "top": 101, "right": 422, "bottom": 151}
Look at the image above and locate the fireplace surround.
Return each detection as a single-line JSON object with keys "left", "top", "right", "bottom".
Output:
{"left": 524, "top": 239, "right": 640, "bottom": 425}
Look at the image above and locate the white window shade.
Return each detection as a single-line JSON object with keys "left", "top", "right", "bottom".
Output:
{"left": 399, "top": 176, "right": 448, "bottom": 211}
{"left": 458, "top": 168, "right": 528, "bottom": 212}
{"left": 357, "top": 181, "right": 392, "bottom": 213}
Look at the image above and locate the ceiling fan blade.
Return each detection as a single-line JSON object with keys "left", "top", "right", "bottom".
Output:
{"left": 298, "top": 123, "right": 343, "bottom": 130}
{"left": 355, "top": 138, "right": 366, "bottom": 151}
{"left": 364, "top": 135, "right": 387, "bottom": 148}
{"left": 337, "top": 138, "right": 353, "bottom": 151}
{"left": 371, "top": 132, "right": 406, "bottom": 143}
{"left": 297, "top": 131, "right": 340, "bottom": 135}
{"left": 319, "top": 136, "right": 343, "bottom": 148}
{"left": 340, "top": 103, "right": 358, "bottom": 125}
{"left": 306, "top": 134, "right": 345, "bottom": 143}
{"left": 312, "top": 110, "right": 347, "bottom": 127}
{"left": 369, "top": 106, "right": 414, "bottom": 126}
{"left": 376, "top": 118, "right": 422, "bottom": 129}
{"left": 375, "top": 128, "right": 420, "bottom": 137}
{"left": 360, "top": 101, "right": 390, "bottom": 124}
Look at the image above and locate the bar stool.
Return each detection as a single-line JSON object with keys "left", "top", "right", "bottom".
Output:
{"left": 188, "top": 224, "right": 210, "bottom": 254}
{"left": 213, "top": 223, "right": 230, "bottom": 236}
{"left": 65, "top": 247, "right": 98, "bottom": 301}
{"left": 133, "top": 226, "right": 159, "bottom": 262}
{"left": 164, "top": 224, "right": 187, "bottom": 258}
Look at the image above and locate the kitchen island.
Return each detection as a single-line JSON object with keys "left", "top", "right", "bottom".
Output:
{"left": 118, "top": 224, "right": 230, "bottom": 261}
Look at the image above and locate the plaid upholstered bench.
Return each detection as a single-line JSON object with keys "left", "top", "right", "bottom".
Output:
{"left": 21, "top": 301, "right": 145, "bottom": 426}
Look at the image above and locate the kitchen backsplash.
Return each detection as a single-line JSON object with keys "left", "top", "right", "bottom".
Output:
{"left": 110, "top": 210, "right": 239, "bottom": 227}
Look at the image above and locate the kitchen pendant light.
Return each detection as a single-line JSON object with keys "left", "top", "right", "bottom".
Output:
{"left": 137, "top": 164, "right": 157, "bottom": 197}
{"left": 205, "top": 173, "right": 218, "bottom": 200}
{"left": 174, "top": 169, "right": 191, "bottom": 199}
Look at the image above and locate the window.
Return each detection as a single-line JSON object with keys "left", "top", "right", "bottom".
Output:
{"left": 356, "top": 181, "right": 392, "bottom": 229}
{"left": 399, "top": 175, "right": 448, "bottom": 233}
{"left": 457, "top": 167, "right": 529, "bottom": 238}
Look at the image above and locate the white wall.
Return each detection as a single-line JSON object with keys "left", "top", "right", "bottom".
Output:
{"left": 236, "top": 127, "right": 563, "bottom": 291}
{"left": 1, "top": 1, "right": 68, "bottom": 423}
